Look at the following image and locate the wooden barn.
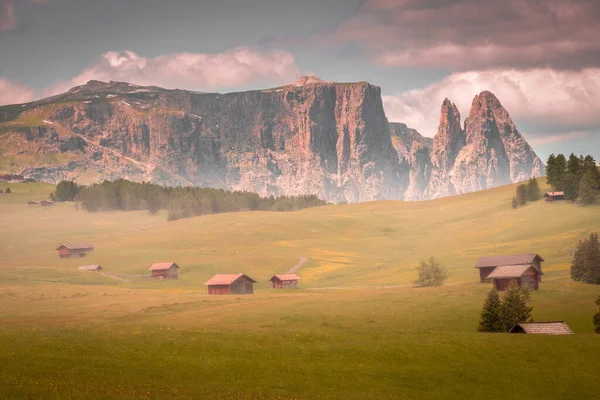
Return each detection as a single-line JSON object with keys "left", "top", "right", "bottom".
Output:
{"left": 41, "top": 200, "right": 55, "bottom": 207}
{"left": 269, "top": 274, "right": 300, "bottom": 289}
{"left": 487, "top": 264, "right": 543, "bottom": 291}
{"left": 78, "top": 265, "right": 102, "bottom": 271}
{"left": 204, "top": 274, "right": 256, "bottom": 295}
{"left": 509, "top": 321, "right": 573, "bottom": 335}
{"left": 28, "top": 200, "right": 40, "bottom": 205}
{"left": 474, "top": 254, "right": 544, "bottom": 283}
{"left": 56, "top": 243, "right": 94, "bottom": 258}
{"left": 149, "top": 262, "right": 179, "bottom": 279}
{"left": 544, "top": 191, "right": 565, "bottom": 201}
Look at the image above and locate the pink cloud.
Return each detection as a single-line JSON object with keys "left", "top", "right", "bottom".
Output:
{"left": 0, "top": 0, "right": 50, "bottom": 33}
{"left": 528, "top": 131, "right": 591, "bottom": 146}
{"left": 321, "top": 0, "right": 600, "bottom": 70}
{"left": 382, "top": 68, "right": 600, "bottom": 138}
{"left": 0, "top": 77, "right": 36, "bottom": 104}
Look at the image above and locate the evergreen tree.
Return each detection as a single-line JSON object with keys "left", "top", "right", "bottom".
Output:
{"left": 579, "top": 170, "right": 599, "bottom": 205}
{"left": 526, "top": 178, "right": 541, "bottom": 201}
{"left": 511, "top": 196, "right": 518, "bottom": 209}
{"left": 4, "top": 187, "right": 11, "bottom": 194}
{"left": 545, "top": 154, "right": 556, "bottom": 187}
{"left": 570, "top": 232, "right": 600, "bottom": 284}
{"left": 546, "top": 154, "right": 567, "bottom": 190}
{"left": 478, "top": 289, "right": 504, "bottom": 332}
{"left": 582, "top": 155, "right": 600, "bottom": 189}
{"left": 500, "top": 281, "right": 534, "bottom": 331}
{"left": 566, "top": 153, "right": 582, "bottom": 178}
{"left": 516, "top": 184, "right": 528, "bottom": 206}
{"left": 594, "top": 295, "right": 600, "bottom": 334}
{"left": 54, "top": 180, "right": 80, "bottom": 201}
{"left": 563, "top": 173, "right": 580, "bottom": 202}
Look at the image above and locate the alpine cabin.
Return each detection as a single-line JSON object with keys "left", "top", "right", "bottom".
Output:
{"left": 204, "top": 274, "right": 256, "bottom": 295}
{"left": 487, "top": 264, "right": 543, "bottom": 291}
{"left": 269, "top": 274, "right": 300, "bottom": 289}
{"left": 78, "top": 265, "right": 102, "bottom": 271}
{"left": 56, "top": 244, "right": 94, "bottom": 258}
{"left": 474, "top": 254, "right": 544, "bottom": 283}
{"left": 149, "top": 262, "right": 179, "bottom": 279}
{"left": 509, "top": 321, "right": 573, "bottom": 335}
{"left": 544, "top": 191, "right": 565, "bottom": 201}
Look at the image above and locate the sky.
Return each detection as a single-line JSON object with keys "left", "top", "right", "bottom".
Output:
{"left": 1, "top": 0, "right": 599, "bottom": 161}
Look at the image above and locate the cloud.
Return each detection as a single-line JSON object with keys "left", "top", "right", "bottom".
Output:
{"left": 320, "top": 0, "right": 600, "bottom": 70}
{"left": 0, "top": 77, "right": 36, "bottom": 104}
{"left": 382, "top": 68, "right": 600, "bottom": 139}
{"left": 528, "top": 131, "right": 591, "bottom": 146}
{"left": 0, "top": 0, "right": 50, "bottom": 33}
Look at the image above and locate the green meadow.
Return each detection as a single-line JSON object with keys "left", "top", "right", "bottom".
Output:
{"left": 0, "top": 180, "right": 599, "bottom": 399}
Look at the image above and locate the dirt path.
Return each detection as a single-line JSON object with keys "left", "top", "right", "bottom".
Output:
{"left": 288, "top": 257, "right": 307, "bottom": 273}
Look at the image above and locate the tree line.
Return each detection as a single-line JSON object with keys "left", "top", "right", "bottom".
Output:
{"left": 52, "top": 179, "right": 327, "bottom": 220}
{"left": 512, "top": 178, "right": 541, "bottom": 208}
{"left": 546, "top": 153, "right": 600, "bottom": 204}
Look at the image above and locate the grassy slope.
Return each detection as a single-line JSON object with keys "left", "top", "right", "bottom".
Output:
{"left": 0, "top": 180, "right": 599, "bottom": 399}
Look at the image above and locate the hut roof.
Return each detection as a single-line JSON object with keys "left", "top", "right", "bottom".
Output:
{"left": 56, "top": 243, "right": 94, "bottom": 251}
{"left": 78, "top": 265, "right": 102, "bottom": 271}
{"left": 544, "top": 191, "right": 565, "bottom": 196}
{"left": 474, "top": 254, "right": 544, "bottom": 268}
{"left": 270, "top": 274, "right": 300, "bottom": 282}
{"left": 509, "top": 321, "right": 573, "bottom": 335}
{"left": 149, "top": 262, "right": 179, "bottom": 271}
{"left": 204, "top": 274, "right": 257, "bottom": 286}
{"left": 487, "top": 265, "right": 542, "bottom": 279}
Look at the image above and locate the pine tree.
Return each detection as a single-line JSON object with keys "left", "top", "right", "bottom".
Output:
{"left": 500, "top": 281, "right": 533, "bottom": 331}
{"left": 516, "top": 184, "right": 528, "bottom": 206}
{"left": 5, "top": 187, "right": 11, "bottom": 194}
{"left": 564, "top": 173, "right": 580, "bottom": 202}
{"left": 582, "top": 155, "right": 600, "bottom": 189}
{"left": 478, "top": 289, "right": 504, "bottom": 332}
{"left": 570, "top": 232, "right": 600, "bottom": 284}
{"left": 511, "top": 196, "right": 519, "bottom": 209}
{"left": 545, "top": 154, "right": 556, "bottom": 187}
{"left": 594, "top": 295, "right": 600, "bottom": 334}
{"left": 566, "top": 153, "right": 582, "bottom": 178}
{"left": 526, "top": 178, "right": 541, "bottom": 201}
{"left": 579, "top": 170, "right": 599, "bottom": 205}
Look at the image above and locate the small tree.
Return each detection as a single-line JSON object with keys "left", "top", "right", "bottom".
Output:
{"left": 511, "top": 196, "right": 519, "bottom": 209}
{"left": 500, "top": 281, "right": 533, "bottom": 331}
{"left": 526, "top": 178, "right": 541, "bottom": 201}
{"left": 5, "top": 187, "right": 11, "bottom": 194}
{"left": 563, "top": 173, "right": 580, "bottom": 202}
{"left": 570, "top": 232, "right": 600, "bottom": 284}
{"left": 579, "top": 170, "right": 599, "bottom": 205}
{"left": 414, "top": 257, "right": 449, "bottom": 287}
{"left": 516, "top": 184, "right": 528, "bottom": 206}
{"left": 478, "top": 289, "right": 504, "bottom": 332}
{"left": 594, "top": 295, "right": 600, "bottom": 334}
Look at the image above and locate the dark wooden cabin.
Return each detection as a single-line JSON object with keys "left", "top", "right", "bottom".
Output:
{"left": 28, "top": 200, "right": 40, "bottom": 205}
{"left": 509, "top": 321, "right": 573, "bottom": 335}
{"left": 474, "top": 254, "right": 544, "bottom": 283}
{"left": 269, "top": 274, "right": 300, "bottom": 289}
{"left": 544, "top": 191, "right": 565, "bottom": 201}
{"left": 204, "top": 274, "right": 256, "bottom": 295}
{"left": 56, "top": 243, "right": 94, "bottom": 258}
{"left": 487, "top": 264, "right": 543, "bottom": 291}
{"left": 78, "top": 264, "right": 102, "bottom": 271}
{"left": 41, "top": 200, "right": 55, "bottom": 207}
{"left": 149, "top": 262, "right": 179, "bottom": 279}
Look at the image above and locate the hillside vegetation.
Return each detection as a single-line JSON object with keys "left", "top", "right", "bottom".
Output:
{"left": 0, "top": 179, "right": 599, "bottom": 399}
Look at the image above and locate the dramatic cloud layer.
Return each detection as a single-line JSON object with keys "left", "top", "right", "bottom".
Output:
{"left": 0, "top": 0, "right": 50, "bottom": 32}
{"left": 0, "top": 47, "right": 302, "bottom": 105}
{"left": 382, "top": 68, "right": 600, "bottom": 143}
{"left": 323, "top": 0, "right": 600, "bottom": 70}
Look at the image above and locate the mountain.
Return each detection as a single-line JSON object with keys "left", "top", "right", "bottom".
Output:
{"left": 0, "top": 77, "right": 543, "bottom": 202}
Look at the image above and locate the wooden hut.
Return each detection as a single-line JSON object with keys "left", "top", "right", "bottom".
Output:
{"left": 149, "top": 262, "right": 179, "bottom": 279}
{"left": 78, "top": 265, "right": 102, "bottom": 271}
{"left": 204, "top": 274, "right": 256, "bottom": 295}
{"left": 544, "top": 191, "right": 565, "bottom": 201}
{"left": 28, "top": 200, "right": 40, "bottom": 205}
{"left": 41, "top": 200, "right": 54, "bottom": 207}
{"left": 486, "top": 264, "right": 543, "bottom": 291}
{"left": 474, "top": 254, "right": 544, "bottom": 283}
{"left": 56, "top": 243, "right": 94, "bottom": 258}
{"left": 269, "top": 274, "right": 300, "bottom": 289}
{"left": 509, "top": 321, "right": 573, "bottom": 335}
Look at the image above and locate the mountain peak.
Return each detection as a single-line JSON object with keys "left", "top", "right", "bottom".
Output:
{"left": 292, "top": 75, "right": 328, "bottom": 86}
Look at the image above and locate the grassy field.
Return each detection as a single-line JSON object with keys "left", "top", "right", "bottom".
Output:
{"left": 0, "top": 180, "right": 599, "bottom": 399}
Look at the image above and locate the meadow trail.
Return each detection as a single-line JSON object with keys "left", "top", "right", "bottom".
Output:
{"left": 287, "top": 257, "right": 307, "bottom": 273}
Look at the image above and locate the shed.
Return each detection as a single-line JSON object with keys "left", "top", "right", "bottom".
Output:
{"left": 28, "top": 200, "right": 40, "bottom": 205}
{"left": 269, "top": 274, "right": 300, "bottom": 289}
{"left": 149, "top": 262, "right": 179, "bottom": 279}
{"left": 78, "top": 264, "right": 102, "bottom": 271}
{"left": 487, "top": 264, "right": 543, "bottom": 291}
{"left": 474, "top": 254, "right": 544, "bottom": 283}
{"left": 544, "top": 191, "right": 565, "bottom": 201}
{"left": 56, "top": 243, "right": 94, "bottom": 258}
{"left": 204, "top": 274, "right": 256, "bottom": 295}
{"left": 41, "top": 200, "right": 54, "bottom": 207}
{"left": 509, "top": 321, "right": 573, "bottom": 335}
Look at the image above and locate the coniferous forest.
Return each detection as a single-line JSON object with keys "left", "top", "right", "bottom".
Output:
{"left": 52, "top": 179, "right": 327, "bottom": 221}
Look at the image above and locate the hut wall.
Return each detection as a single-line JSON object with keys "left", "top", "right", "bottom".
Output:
{"left": 151, "top": 267, "right": 178, "bottom": 279}
{"left": 208, "top": 285, "right": 231, "bottom": 295}
{"left": 230, "top": 277, "right": 254, "bottom": 294}
{"left": 479, "top": 267, "right": 496, "bottom": 282}
{"left": 520, "top": 268, "right": 539, "bottom": 290}
{"left": 282, "top": 280, "right": 298, "bottom": 288}
{"left": 493, "top": 278, "right": 518, "bottom": 291}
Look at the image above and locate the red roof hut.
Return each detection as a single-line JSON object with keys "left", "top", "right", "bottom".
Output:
{"left": 269, "top": 274, "right": 300, "bottom": 289}
{"left": 149, "top": 262, "right": 179, "bottom": 279}
{"left": 474, "top": 254, "right": 544, "bottom": 283}
{"left": 204, "top": 274, "right": 256, "bottom": 295}
{"left": 56, "top": 243, "right": 94, "bottom": 258}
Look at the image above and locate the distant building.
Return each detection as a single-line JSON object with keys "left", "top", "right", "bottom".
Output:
{"left": 509, "top": 321, "right": 573, "bottom": 335}
{"left": 149, "top": 262, "right": 179, "bottom": 279}
{"left": 474, "top": 254, "right": 544, "bottom": 283}
{"left": 41, "top": 200, "right": 54, "bottom": 207}
{"left": 204, "top": 274, "right": 256, "bottom": 295}
{"left": 28, "top": 200, "right": 40, "bottom": 205}
{"left": 544, "top": 191, "right": 565, "bottom": 201}
{"left": 78, "top": 265, "right": 102, "bottom": 271}
{"left": 56, "top": 244, "right": 94, "bottom": 258}
{"left": 269, "top": 274, "right": 300, "bottom": 289}
{"left": 487, "top": 264, "right": 543, "bottom": 291}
